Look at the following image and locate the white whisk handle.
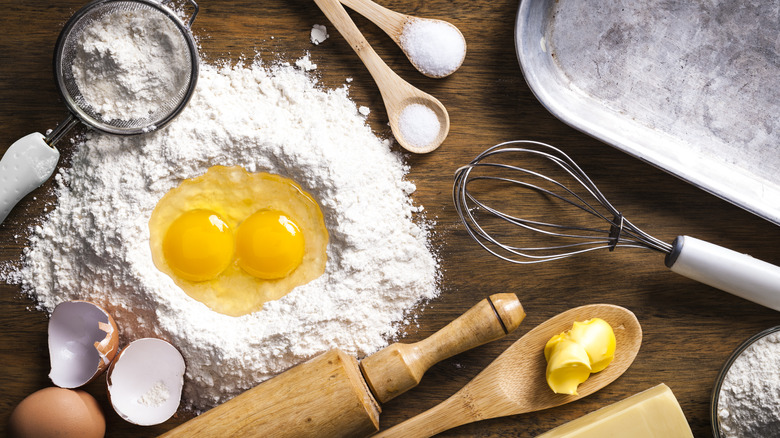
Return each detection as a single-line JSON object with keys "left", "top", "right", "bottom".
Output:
{"left": 0, "top": 133, "right": 60, "bottom": 224}
{"left": 665, "top": 235, "right": 780, "bottom": 312}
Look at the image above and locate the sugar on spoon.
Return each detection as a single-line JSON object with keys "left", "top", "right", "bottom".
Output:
{"left": 313, "top": 0, "right": 449, "bottom": 153}
{"left": 339, "top": 0, "right": 467, "bottom": 78}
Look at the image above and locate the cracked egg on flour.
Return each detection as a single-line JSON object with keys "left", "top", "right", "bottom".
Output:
{"left": 149, "top": 165, "right": 328, "bottom": 316}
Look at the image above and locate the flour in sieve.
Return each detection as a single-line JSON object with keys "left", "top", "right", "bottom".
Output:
{"left": 5, "top": 59, "right": 439, "bottom": 411}
{"left": 71, "top": 8, "right": 190, "bottom": 121}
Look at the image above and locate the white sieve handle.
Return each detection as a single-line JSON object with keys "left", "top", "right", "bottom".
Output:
{"left": 665, "top": 235, "right": 780, "bottom": 312}
{"left": 0, "top": 133, "right": 60, "bottom": 224}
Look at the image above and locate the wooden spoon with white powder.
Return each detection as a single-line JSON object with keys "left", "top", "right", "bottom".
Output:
{"left": 313, "top": 0, "right": 450, "bottom": 154}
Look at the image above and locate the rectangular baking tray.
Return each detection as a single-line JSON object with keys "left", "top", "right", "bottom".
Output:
{"left": 515, "top": 0, "right": 780, "bottom": 226}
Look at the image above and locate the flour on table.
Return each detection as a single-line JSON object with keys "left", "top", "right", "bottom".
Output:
{"left": 4, "top": 58, "right": 439, "bottom": 411}
{"left": 310, "top": 24, "right": 329, "bottom": 45}
{"left": 295, "top": 53, "right": 317, "bottom": 71}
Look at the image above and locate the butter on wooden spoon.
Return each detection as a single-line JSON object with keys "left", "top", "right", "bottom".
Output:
{"left": 340, "top": 0, "right": 466, "bottom": 78}
{"left": 375, "top": 304, "right": 642, "bottom": 438}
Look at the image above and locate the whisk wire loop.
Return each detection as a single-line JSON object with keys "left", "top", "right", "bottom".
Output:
{"left": 453, "top": 140, "right": 673, "bottom": 264}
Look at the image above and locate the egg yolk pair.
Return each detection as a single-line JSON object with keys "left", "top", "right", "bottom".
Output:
{"left": 162, "top": 208, "right": 304, "bottom": 282}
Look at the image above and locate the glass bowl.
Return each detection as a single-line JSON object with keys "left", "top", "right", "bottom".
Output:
{"left": 710, "top": 325, "right": 780, "bottom": 437}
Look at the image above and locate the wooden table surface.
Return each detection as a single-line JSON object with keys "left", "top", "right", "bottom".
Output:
{"left": 1, "top": 0, "right": 779, "bottom": 436}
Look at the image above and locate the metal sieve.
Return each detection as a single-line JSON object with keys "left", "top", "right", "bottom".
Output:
{"left": 0, "top": 0, "right": 199, "bottom": 223}
{"left": 49, "top": 0, "right": 200, "bottom": 142}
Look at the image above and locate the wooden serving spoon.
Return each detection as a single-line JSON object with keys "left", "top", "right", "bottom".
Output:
{"left": 339, "top": 0, "right": 466, "bottom": 78}
{"left": 313, "top": 0, "right": 450, "bottom": 154}
{"left": 374, "top": 304, "right": 642, "bottom": 437}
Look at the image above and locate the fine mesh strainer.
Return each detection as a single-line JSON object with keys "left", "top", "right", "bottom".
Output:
{"left": 0, "top": 0, "right": 199, "bottom": 223}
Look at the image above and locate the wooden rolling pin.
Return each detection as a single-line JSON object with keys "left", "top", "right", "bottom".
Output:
{"left": 160, "top": 293, "right": 525, "bottom": 438}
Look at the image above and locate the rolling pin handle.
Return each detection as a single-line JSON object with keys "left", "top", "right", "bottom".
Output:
{"left": 360, "top": 293, "right": 525, "bottom": 403}
{"left": 488, "top": 292, "right": 525, "bottom": 334}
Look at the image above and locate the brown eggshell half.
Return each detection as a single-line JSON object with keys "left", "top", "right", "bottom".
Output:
{"left": 48, "top": 300, "right": 119, "bottom": 388}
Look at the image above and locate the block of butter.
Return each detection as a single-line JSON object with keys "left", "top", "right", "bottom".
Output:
{"left": 537, "top": 384, "right": 693, "bottom": 438}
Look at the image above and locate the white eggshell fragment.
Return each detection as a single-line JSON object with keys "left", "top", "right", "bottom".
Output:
{"left": 107, "top": 338, "right": 185, "bottom": 426}
{"left": 48, "top": 300, "right": 119, "bottom": 388}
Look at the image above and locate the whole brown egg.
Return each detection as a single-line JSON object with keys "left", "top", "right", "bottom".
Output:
{"left": 8, "top": 387, "right": 105, "bottom": 438}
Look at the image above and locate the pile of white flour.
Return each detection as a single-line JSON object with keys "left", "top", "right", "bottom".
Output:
{"left": 5, "top": 59, "right": 439, "bottom": 410}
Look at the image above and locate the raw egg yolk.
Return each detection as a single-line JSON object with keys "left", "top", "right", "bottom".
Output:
{"left": 236, "top": 210, "right": 305, "bottom": 279}
{"left": 162, "top": 209, "right": 234, "bottom": 282}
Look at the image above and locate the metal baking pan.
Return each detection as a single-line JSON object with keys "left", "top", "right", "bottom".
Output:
{"left": 515, "top": 0, "right": 780, "bottom": 226}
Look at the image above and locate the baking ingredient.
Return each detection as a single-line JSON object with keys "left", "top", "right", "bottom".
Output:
{"left": 565, "top": 318, "right": 616, "bottom": 372}
{"left": 295, "top": 54, "right": 317, "bottom": 71}
{"left": 72, "top": 7, "right": 190, "bottom": 122}
{"left": 139, "top": 381, "right": 171, "bottom": 408}
{"left": 399, "top": 19, "right": 466, "bottom": 77}
{"left": 537, "top": 384, "right": 693, "bottom": 437}
{"left": 8, "top": 387, "right": 105, "bottom": 438}
{"left": 5, "top": 56, "right": 439, "bottom": 411}
{"left": 161, "top": 209, "right": 234, "bottom": 282}
{"left": 398, "top": 104, "right": 440, "bottom": 149}
{"left": 310, "top": 24, "right": 329, "bottom": 45}
{"left": 544, "top": 337, "right": 592, "bottom": 395}
{"left": 48, "top": 300, "right": 119, "bottom": 388}
{"left": 149, "top": 166, "right": 328, "bottom": 317}
{"left": 544, "top": 318, "right": 616, "bottom": 395}
{"left": 107, "top": 338, "right": 185, "bottom": 426}
{"left": 717, "top": 330, "right": 780, "bottom": 437}
{"left": 236, "top": 209, "right": 305, "bottom": 279}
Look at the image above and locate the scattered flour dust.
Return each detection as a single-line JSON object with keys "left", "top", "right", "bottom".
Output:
{"left": 4, "top": 58, "right": 440, "bottom": 411}
{"left": 310, "top": 24, "right": 329, "bottom": 45}
{"left": 138, "top": 381, "right": 170, "bottom": 408}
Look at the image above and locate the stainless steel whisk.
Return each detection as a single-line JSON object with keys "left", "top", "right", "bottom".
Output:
{"left": 454, "top": 140, "right": 780, "bottom": 311}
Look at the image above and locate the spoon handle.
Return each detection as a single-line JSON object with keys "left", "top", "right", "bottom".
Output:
{"left": 312, "top": 0, "right": 405, "bottom": 97}
{"left": 374, "top": 393, "right": 473, "bottom": 438}
{"left": 339, "top": 0, "right": 406, "bottom": 43}
{"left": 312, "top": 0, "right": 450, "bottom": 154}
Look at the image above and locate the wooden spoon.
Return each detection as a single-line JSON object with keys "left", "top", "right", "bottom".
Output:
{"left": 374, "top": 304, "right": 642, "bottom": 437}
{"left": 339, "top": 0, "right": 466, "bottom": 78}
{"left": 313, "top": 0, "right": 450, "bottom": 154}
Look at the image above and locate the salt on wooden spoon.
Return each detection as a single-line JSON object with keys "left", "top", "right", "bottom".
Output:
{"left": 374, "top": 304, "right": 643, "bottom": 438}
{"left": 313, "top": 0, "right": 449, "bottom": 153}
{"left": 340, "top": 0, "right": 466, "bottom": 78}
